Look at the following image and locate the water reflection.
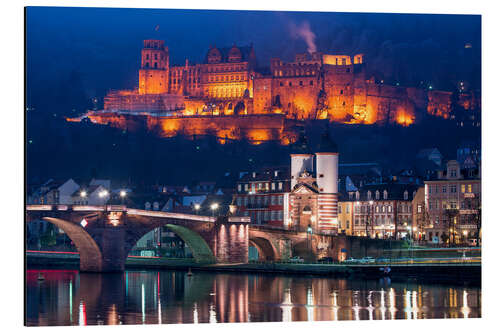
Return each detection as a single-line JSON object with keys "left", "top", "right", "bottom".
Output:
{"left": 26, "top": 269, "right": 481, "bottom": 326}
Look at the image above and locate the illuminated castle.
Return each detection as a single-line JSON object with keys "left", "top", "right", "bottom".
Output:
{"left": 97, "top": 39, "right": 479, "bottom": 132}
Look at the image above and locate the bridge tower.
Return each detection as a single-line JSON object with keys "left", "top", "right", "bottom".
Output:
{"left": 290, "top": 128, "right": 314, "bottom": 189}
{"left": 315, "top": 131, "right": 339, "bottom": 233}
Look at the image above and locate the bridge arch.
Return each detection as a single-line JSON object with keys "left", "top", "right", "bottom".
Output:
{"left": 249, "top": 236, "right": 278, "bottom": 261}
{"left": 127, "top": 223, "right": 216, "bottom": 264}
{"left": 39, "top": 217, "right": 104, "bottom": 272}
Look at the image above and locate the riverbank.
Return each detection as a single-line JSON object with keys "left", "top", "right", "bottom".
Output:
{"left": 26, "top": 252, "right": 481, "bottom": 286}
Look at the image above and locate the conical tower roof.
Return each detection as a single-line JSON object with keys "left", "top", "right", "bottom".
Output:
{"left": 291, "top": 126, "right": 313, "bottom": 154}
{"left": 317, "top": 130, "right": 338, "bottom": 153}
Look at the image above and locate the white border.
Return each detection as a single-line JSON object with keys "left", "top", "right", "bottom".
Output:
{"left": 2, "top": 1, "right": 499, "bottom": 332}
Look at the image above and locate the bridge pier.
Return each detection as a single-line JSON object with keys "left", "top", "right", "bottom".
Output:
{"left": 85, "top": 226, "right": 127, "bottom": 272}
{"left": 214, "top": 217, "right": 249, "bottom": 264}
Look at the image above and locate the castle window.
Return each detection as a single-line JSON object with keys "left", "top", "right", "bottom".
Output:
{"left": 280, "top": 82, "right": 284, "bottom": 87}
{"left": 299, "top": 81, "right": 303, "bottom": 86}
{"left": 154, "top": 54, "right": 158, "bottom": 60}
{"left": 289, "top": 82, "right": 292, "bottom": 87}
{"left": 146, "top": 54, "right": 150, "bottom": 60}
{"left": 310, "top": 81, "right": 313, "bottom": 86}
{"left": 340, "top": 89, "right": 343, "bottom": 95}
{"left": 346, "top": 68, "right": 350, "bottom": 73}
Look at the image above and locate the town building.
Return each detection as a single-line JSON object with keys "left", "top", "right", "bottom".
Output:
{"left": 423, "top": 159, "right": 481, "bottom": 245}
{"left": 28, "top": 179, "right": 80, "bottom": 205}
{"left": 338, "top": 183, "right": 420, "bottom": 239}
{"left": 233, "top": 166, "right": 291, "bottom": 227}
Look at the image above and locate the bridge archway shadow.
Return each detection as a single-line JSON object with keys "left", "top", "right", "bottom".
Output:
{"left": 292, "top": 240, "right": 316, "bottom": 262}
{"left": 38, "top": 217, "right": 104, "bottom": 272}
{"left": 249, "top": 237, "right": 278, "bottom": 261}
{"left": 127, "top": 223, "right": 216, "bottom": 264}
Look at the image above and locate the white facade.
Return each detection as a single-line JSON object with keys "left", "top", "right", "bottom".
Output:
{"left": 290, "top": 154, "right": 314, "bottom": 188}
{"left": 57, "top": 179, "right": 80, "bottom": 204}
{"left": 315, "top": 153, "right": 338, "bottom": 194}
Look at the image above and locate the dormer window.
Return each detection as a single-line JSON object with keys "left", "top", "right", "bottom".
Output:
{"left": 383, "top": 190, "right": 388, "bottom": 200}
{"left": 252, "top": 172, "right": 256, "bottom": 178}
{"left": 367, "top": 191, "right": 372, "bottom": 200}
{"left": 375, "top": 190, "right": 380, "bottom": 200}
{"left": 450, "top": 169, "right": 457, "bottom": 177}
{"left": 355, "top": 191, "right": 360, "bottom": 200}
{"left": 404, "top": 190, "right": 408, "bottom": 200}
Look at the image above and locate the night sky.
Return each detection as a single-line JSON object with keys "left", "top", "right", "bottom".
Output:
{"left": 26, "top": 7, "right": 481, "bottom": 113}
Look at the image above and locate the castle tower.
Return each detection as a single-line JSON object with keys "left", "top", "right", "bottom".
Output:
{"left": 315, "top": 131, "right": 339, "bottom": 233}
{"left": 138, "top": 39, "right": 169, "bottom": 94}
{"left": 290, "top": 128, "right": 314, "bottom": 189}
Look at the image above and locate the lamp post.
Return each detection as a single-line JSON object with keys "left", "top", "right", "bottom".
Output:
{"left": 119, "top": 190, "right": 127, "bottom": 205}
{"left": 307, "top": 224, "right": 313, "bottom": 261}
{"left": 210, "top": 203, "right": 219, "bottom": 217}
{"left": 98, "top": 189, "right": 109, "bottom": 204}
{"left": 194, "top": 203, "right": 201, "bottom": 215}
{"left": 80, "top": 190, "right": 87, "bottom": 205}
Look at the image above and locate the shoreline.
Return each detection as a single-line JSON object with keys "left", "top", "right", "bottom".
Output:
{"left": 26, "top": 253, "right": 481, "bottom": 287}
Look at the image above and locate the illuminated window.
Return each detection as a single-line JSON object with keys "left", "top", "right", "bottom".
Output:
{"left": 278, "top": 182, "right": 283, "bottom": 190}
{"left": 468, "top": 184, "right": 472, "bottom": 193}
{"left": 461, "top": 184, "right": 466, "bottom": 193}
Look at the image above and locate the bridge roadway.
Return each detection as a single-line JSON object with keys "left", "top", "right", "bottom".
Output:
{"left": 26, "top": 205, "right": 402, "bottom": 272}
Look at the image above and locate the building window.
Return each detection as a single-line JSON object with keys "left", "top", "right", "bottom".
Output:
{"left": 468, "top": 184, "right": 472, "bottom": 193}
{"left": 383, "top": 190, "right": 388, "bottom": 200}
{"left": 310, "top": 80, "right": 313, "bottom": 85}
{"left": 238, "top": 184, "right": 242, "bottom": 192}
{"left": 461, "top": 184, "right": 466, "bottom": 193}
{"left": 442, "top": 186, "right": 446, "bottom": 193}
{"left": 367, "top": 191, "right": 372, "bottom": 200}
{"left": 388, "top": 205, "right": 392, "bottom": 213}
{"left": 346, "top": 205, "right": 350, "bottom": 213}
{"left": 451, "top": 169, "right": 457, "bottom": 177}
{"left": 404, "top": 191, "right": 408, "bottom": 200}
{"left": 244, "top": 184, "right": 248, "bottom": 191}
{"left": 338, "top": 205, "right": 342, "bottom": 214}
{"left": 375, "top": 191, "right": 380, "bottom": 200}
{"left": 278, "top": 182, "right": 283, "bottom": 190}
{"left": 450, "top": 185, "right": 457, "bottom": 193}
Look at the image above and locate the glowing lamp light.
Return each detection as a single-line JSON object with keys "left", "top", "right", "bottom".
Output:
{"left": 98, "top": 190, "right": 109, "bottom": 198}
{"left": 210, "top": 203, "right": 219, "bottom": 211}
{"left": 80, "top": 219, "right": 88, "bottom": 228}
{"left": 369, "top": 200, "right": 374, "bottom": 205}
{"left": 194, "top": 203, "right": 201, "bottom": 211}
{"left": 119, "top": 190, "right": 127, "bottom": 198}
{"left": 80, "top": 191, "right": 87, "bottom": 198}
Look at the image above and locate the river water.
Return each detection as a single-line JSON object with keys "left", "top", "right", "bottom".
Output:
{"left": 26, "top": 269, "right": 481, "bottom": 326}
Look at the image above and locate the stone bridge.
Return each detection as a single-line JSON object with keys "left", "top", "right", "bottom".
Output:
{"left": 26, "top": 205, "right": 403, "bottom": 272}
{"left": 26, "top": 205, "right": 250, "bottom": 272}
{"left": 248, "top": 226, "right": 405, "bottom": 262}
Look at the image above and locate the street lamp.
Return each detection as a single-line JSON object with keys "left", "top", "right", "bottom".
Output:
{"left": 194, "top": 203, "right": 201, "bottom": 214}
{"left": 80, "top": 191, "right": 87, "bottom": 198}
{"left": 307, "top": 224, "right": 313, "bottom": 260}
{"left": 210, "top": 203, "right": 219, "bottom": 217}
{"left": 119, "top": 190, "right": 127, "bottom": 205}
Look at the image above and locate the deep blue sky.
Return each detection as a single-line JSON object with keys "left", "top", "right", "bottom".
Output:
{"left": 26, "top": 7, "right": 481, "bottom": 113}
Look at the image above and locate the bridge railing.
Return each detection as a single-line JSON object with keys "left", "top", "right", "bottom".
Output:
{"left": 126, "top": 208, "right": 216, "bottom": 222}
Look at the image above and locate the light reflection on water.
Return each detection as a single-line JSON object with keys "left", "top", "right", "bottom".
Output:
{"left": 26, "top": 269, "right": 481, "bottom": 326}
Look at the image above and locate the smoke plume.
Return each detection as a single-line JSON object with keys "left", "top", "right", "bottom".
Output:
{"left": 289, "top": 21, "right": 317, "bottom": 54}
